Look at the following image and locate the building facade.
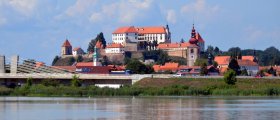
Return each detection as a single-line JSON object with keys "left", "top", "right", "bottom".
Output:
{"left": 72, "top": 47, "right": 84, "bottom": 56}
{"left": 105, "top": 43, "right": 125, "bottom": 54}
{"left": 112, "top": 25, "right": 171, "bottom": 47}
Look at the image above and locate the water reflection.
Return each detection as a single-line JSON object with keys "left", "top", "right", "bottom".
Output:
{"left": 0, "top": 96, "right": 280, "bottom": 120}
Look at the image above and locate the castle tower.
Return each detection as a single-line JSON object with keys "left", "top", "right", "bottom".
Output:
{"left": 61, "top": 39, "right": 72, "bottom": 56}
{"left": 166, "top": 24, "right": 171, "bottom": 43}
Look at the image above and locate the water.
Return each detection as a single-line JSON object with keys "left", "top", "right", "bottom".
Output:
{"left": 1, "top": 96, "right": 280, "bottom": 120}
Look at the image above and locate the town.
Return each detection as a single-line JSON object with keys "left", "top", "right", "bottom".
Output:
{"left": 50, "top": 24, "right": 277, "bottom": 77}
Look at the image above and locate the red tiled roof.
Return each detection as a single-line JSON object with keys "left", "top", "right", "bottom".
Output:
{"left": 153, "top": 62, "right": 179, "bottom": 72}
{"left": 113, "top": 26, "right": 138, "bottom": 34}
{"left": 214, "top": 56, "right": 231, "bottom": 65}
{"left": 237, "top": 60, "right": 258, "bottom": 66}
{"left": 62, "top": 40, "right": 72, "bottom": 47}
{"left": 242, "top": 56, "right": 254, "bottom": 61}
{"left": 196, "top": 33, "right": 205, "bottom": 43}
{"left": 95, "top": 41, "right": 103, "bottom": 49}
{"left": 106, "top": 43, "right": 124, "bottom": 48}
{"left": 76, "top": 62, "right": 93, "bottom": 67}
{"left": 136, "top": 26, "right": 166, "bottom": 34}
{"left": 157, "top": 42, "right": 198, "bottom": 49}
{"left": 113, "top": 26, "right": 167, "bottom": 34}
{"left": 73, "top": 47, "right": 81, "bottom": 51}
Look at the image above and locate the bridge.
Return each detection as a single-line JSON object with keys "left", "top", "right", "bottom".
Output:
{"left": 0, "top": 55, "right": 152, "bottom": 87}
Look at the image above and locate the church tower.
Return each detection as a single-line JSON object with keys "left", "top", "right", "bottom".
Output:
{"left": 61, "top": 39, "right": 72, "bottom": 56}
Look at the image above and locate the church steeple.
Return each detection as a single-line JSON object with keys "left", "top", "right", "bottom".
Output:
{"left": 191, "top": 24, "right": 196, "bottom": 38}
{"left": 189, "top": 24, "right": 198, "bottom": 44}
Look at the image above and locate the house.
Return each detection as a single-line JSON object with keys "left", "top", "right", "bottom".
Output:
{"left": 238, "top": 59, "right": 259, "bottom": 76}
{"left": 153, "top": 62, "right": 179, "bottom": 73}
{"left": 105, "top": 43, "right": 125, "bottom": 54}
{"left": 177, "top": 66, "right": 200, "bottom": 76}
{"left": 214, "top": 55, "right": 259, "bottom": 75}
{"left": 72, "top": 47, "right": 85, "bottom": 56}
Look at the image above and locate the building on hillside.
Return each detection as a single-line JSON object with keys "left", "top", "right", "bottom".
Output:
{"left": 188, "top": 24, "right": 205, "bottom": 52}
{"left": 112, "top": 25, "right": 171, "bottom": 46}
{"left": 157, "top": 42, "right": 199, "bottom": 66}
{"left": 61, "top": 39, "right": 72, "bottom": 56}
{"left": 105, "top": 43, "right": 125, "bottom": 54}
{"left": 72, "top": 47, "right": 85, "bottom": 56}
{"left": 214, "top": 56, "right": 231, "bottom": 68}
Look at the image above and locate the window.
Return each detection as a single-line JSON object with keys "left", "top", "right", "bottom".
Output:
{"left": 191, "top": 49, "right": 194, "bottom": 53}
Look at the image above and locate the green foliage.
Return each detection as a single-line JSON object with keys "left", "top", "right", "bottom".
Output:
{"left": 200, "top": 63, "right": 208, "bottom": 76}
{"left": 228, "top": 58, "right": 241, "bottom": 75}
{"left": 26, "top": 77, "right": 33, "bottom": 87}
{"left": 41, "top": 78, "right": 60, "bottom": 87}
{"left": 240, "top": 69, "right": 249, "bottom": 76}
{"left": 0, "top": 87, "right": 12, "bottom": 96}
{"left": 76, "top": 55, "right": 83, "bottom": 62}
{"left": 87, "top": 32, "right": 107, "bottom": 53}
{"left": 52, "top": 56, "right": 60, "bottom": 66}
{"left": 126, "top": 59, "right": 154, "bottom": 74}
{"left": 71, "top": 75, "right": 82, "bottom": 87}
{"left": 169, "top": 56, "right": 187, "bottom": 65}
{"left": 224, "top": 69, "right": 237, "bottom": 85}
{"left": 68, "top": 57, "right": 75, "bottom": 66}
{"left": 142, "top": 50, "right": 170, "bottom": 65}
{"left": 194, "top": 58, "right": 208, "bottom": 66}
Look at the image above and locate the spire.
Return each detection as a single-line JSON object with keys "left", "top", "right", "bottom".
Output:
{"left": 191, "top": 24, "right": 196, "bottom": 38}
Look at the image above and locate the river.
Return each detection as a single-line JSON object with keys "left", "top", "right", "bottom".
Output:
{"left": 0, "top": 96, "right": 280, "bottom": 120}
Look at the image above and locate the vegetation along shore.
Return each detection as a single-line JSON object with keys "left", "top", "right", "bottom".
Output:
{"left": 1, "top": 77, "right": 280, "bottom": 97}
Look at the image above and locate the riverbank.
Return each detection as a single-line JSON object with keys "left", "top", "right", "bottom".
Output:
{"left": 1, "top": 78, "right": 280, "bottom": 96}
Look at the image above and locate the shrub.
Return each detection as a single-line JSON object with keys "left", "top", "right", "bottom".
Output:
{"left": 71, "top": 75, "right": 82, "bottom": 87}
{"left": 41, "top": 78, "right": 60, "bottom": 87}
{"left": 26, "top": 77, "right": 33, "bottom": 87}
{"left": 224, "top": 69, "right": 237, "bottom": 85}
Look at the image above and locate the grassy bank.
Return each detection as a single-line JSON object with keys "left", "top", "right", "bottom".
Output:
{"left": 1, "top": 78, "right": 280, "bottom": 96}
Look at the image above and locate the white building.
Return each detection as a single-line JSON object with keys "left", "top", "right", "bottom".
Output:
{"left": 112, "top": 25, "right": 171, "bottom": 46}
{"left": 105, "top": 43, "right": 125, "bottom": 54}
{"left": 72, "top": 47, "right": 84, "bottom": 56}
{"left": 238, "top": 60, "right": 259, "bottom": 76}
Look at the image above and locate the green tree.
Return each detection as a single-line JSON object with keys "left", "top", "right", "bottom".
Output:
{"left": 52, "top": 56, "right": 60, "bottom": 66}
{"left": 76, "top": 55, "right": 83, "bottom": 62}
{"left": 126, "top": 59, "right": 153, "bottom": 74}
{"left": 240, "top": 69, "right": 249, "bottom": 76}
{"left": 194, "top": 58, "right": 208, "bottom": 66}
{"left": 200, "top": 63, "right": 208, "bottom": 76}
{"left": 228, "top": 58, "right": 241, "bottom": 75}
{"left": 26, "top": 77, "right": 33, "bottom": 87}
{"left": 68, "top": 57, "right": 75, "bottom": 65}
{"left": 224, "top": 69, "right": 237, "bottom": 85}
{"left": 71, "top": 75, "right": 82, "bottom": 87}
{"left": 101, "top": 56, "right": 109, "bottom": 66}
{"left": 87, "top": 32, "right": 107, "bottom": 53}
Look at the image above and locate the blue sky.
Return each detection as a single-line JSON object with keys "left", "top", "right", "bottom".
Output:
{"left": 0, "top": 0, "right": 279, "bottom": 64}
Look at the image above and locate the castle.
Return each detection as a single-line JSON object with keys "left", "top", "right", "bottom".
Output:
{"left": 60, "top": 24, "right": 205, "bottom": 66}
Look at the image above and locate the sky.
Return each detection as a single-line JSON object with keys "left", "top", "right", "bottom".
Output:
{"left": 0, "top": 0, "right": 279, "bottom": 64}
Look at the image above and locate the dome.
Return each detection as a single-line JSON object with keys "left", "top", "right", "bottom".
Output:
{"left": 189, "top": 38, "right": 198, "bottom": 44}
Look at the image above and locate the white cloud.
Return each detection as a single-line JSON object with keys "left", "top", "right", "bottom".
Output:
{"left": 88, "top": 0, "right": 154, "bottom": 24}
{"left": 3, "top": 0, "right": 37, "bottom": 16}
{"left": 65, "top": 0, "right": 98, "bottom": 17}
{"left": 166, "top": 9, "right": 176, "bottom": 24}
{"left": 89, "top": 12, "right": 103, "bottom": 22}
{"left": 181, "top": 0, "right": 220, "bottom": 19}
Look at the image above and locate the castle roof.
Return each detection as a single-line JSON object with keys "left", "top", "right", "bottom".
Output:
{"left": 113, "top": 26, "right": 166, "bottom": 34}
{"left": 73, "top": 47, "right": 82, "bottom": 51}
{"left": 242, "top": 56, "right": 254, "bottom": 61}
{"left": 237, "top": 60, "right": 258, "bottom": 66}
{"left": 136, "top": 26, "right": 166, "bottom": 34}
{"left": 62, "top": 39, "right": 72, "bottom": 47}
{"left": 106, "top": 43, "right": 124, "bottom": 48}
{"left": 113, "top": 26, "right": 138, "bottom": 34}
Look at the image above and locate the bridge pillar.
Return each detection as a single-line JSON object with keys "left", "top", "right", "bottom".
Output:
{"left": 0, "top": 55, "right": 5, "bottom": 73}
{"left": 10, "top": 55, "right": 19, "bottom": 74}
